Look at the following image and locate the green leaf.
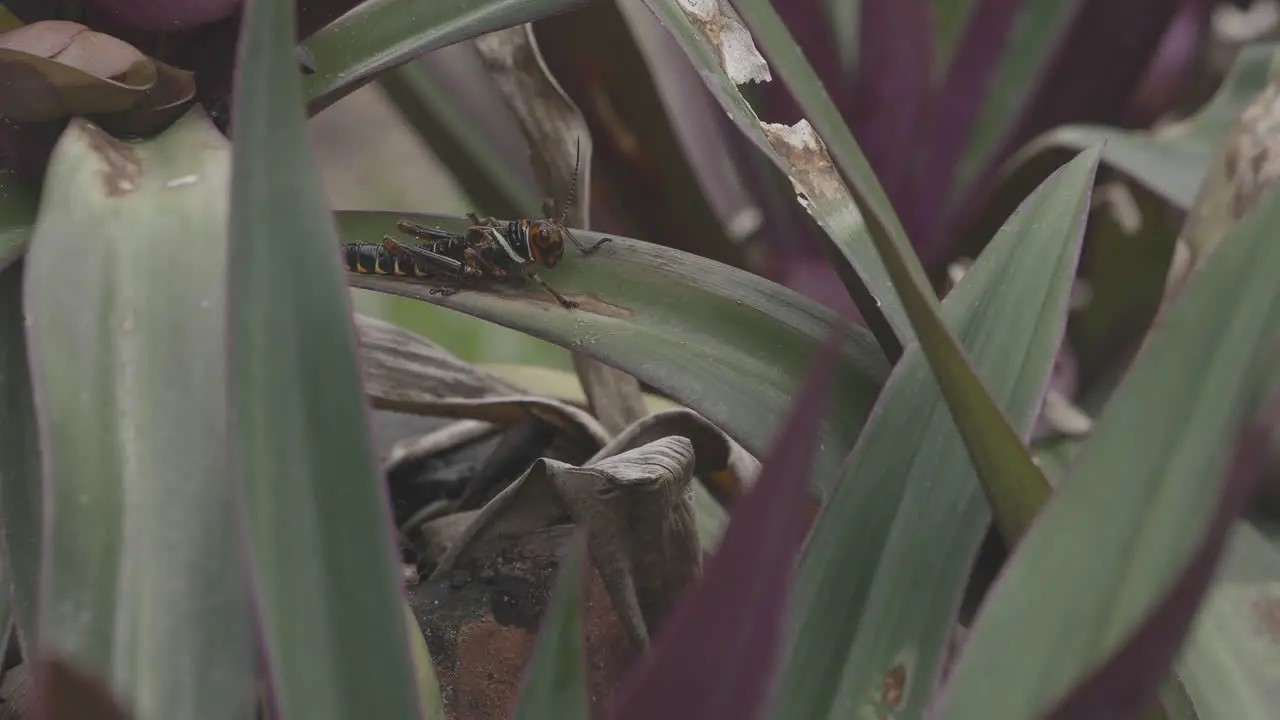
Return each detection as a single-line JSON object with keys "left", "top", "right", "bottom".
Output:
{"left": 339, "top": 212, "right": 890, "bottom": 495}
{"left": 24, "top": 112, "right": 256, "bottom": 718}
{"left": 633, "top": 0, "right": 907, "bottom": 353}
{"left": 775, "top": 147, "right": 1098, "bottom": 719}
{"left": 1005, "top": 43, "right": 1280, "bottom": 211}
{"left": 730, "top": 0, "right": 1053, "bottom": 541}
{"left": 513, "top": 536, "right": 589, "bottom": 720}
{"left": 0, "top": 177, "right": 39, "bottom": 652}
{"left": 229, "top": 0, "right": 423, "bottom": 718}
{"left": 1177, "top": 521, "right": 1280, "bottom": 717}
{"left": 935, "top": 185, "right": 1280, "bottom": 719}
{"left": 301, "top": 0, "right": 593, "bottom": 114}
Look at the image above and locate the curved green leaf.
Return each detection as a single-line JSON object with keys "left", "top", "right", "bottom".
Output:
{"left": 935, "top": 184, "right": 1280, "bottom": 719}
{"left": 229, "top": 0, "right": 422, "bottom": 718}
{"left": 337, "top": 211, "right": 890, "bottom": 495}
{"left": 1005, "top": 43, "right": 1280, "bottom": 211}
{"left": 513, "top": 536, "right": 588, "bottom": 720}
{"left": 776, "top": 148, "right": 1098, "bottom": 720}
{"left": 301, "top": 0, "right": 593, "bottom": 114}
{"left": 24, "top": 112, "right": 256, "bottom": 718}
{"left": 731, "top": 0, "right": 1053, "bottom": 541}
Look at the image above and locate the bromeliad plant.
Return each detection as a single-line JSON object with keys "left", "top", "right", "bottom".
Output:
{"left": 0, "top": 0, "right": 1279, "bottom": 719}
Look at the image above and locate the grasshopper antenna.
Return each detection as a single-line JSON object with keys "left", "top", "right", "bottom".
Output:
{"left": 558, "top": 137, "right": 580, "bottom": 227}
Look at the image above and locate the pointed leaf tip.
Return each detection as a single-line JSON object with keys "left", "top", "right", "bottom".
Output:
{"left": 603, "top": 330, "right": 842, "bottom": 720}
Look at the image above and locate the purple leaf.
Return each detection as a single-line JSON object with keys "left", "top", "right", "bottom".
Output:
{"left": 1126, "top": 0, "right": 1212, "bottom": 127}
{"left": 948, "top": 0, "right": 1202, "bottom": 261}
{"left": 1044, "top": 397, "right": 1280, "bottom": 719}
{"left": 602, "top": 331, "right": 842, "bottom": 720}
{"left": 904, "top": 0, "right": 1022, "bottom": 262}
{"left": 846, "top": 0, "right": 934, "bottom": 206}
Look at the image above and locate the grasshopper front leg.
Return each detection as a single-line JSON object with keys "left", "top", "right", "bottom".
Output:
{"left": 531, "top": 272, "right": 578, "bottom": 309}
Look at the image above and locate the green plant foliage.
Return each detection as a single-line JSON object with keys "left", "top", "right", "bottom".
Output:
{"left": 339, "top": 212, "right": 889, "bottom": 495}
{"left": 23, "top": 111, "right": 256, "bottom": 719}
{"left": 302, "top": 0, "right": 594, "bottom": 113}
{"left": 729, "top": 0, "right": 1052, "bottom": 541}
{"left": 937, "top": 186, "right": 1280, "bottom": 719}
{"left": 1006, "top": 43, "right": 1280, "bottom": 211}
{"left": 226, "top": 0, "right": 428, "bottom": 717}
{"left": 775, "top": 148, "right": 1099, "bottom": 719}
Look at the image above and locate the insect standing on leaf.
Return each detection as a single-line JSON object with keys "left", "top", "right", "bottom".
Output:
{"left": 340, "top": 139, "right": 611, "bottom": 309}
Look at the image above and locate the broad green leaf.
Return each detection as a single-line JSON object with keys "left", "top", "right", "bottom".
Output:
{"left": 775, "top": 148, "right": 1098, "bottom": 720}
{"left": 936, "top": 186, "right": 1280, "bottom": 719}
{"left": 731, "top": 0, "right": 1052, "bottom": 540}
{"left": 24, "top": 112, "right": 255, "bottom": 718}
{"left": 1004, "top": 43, "right": 1280, "bottom": 211}
{"left": 513, "top": 537, "right": 588, "bottom": 720}
{"left": 0, "top": 179, "right": 39, "bottom": 652}
{"left": 1177, "top": 521, "right": 1280, "bottom": 717}
{"left": 634, "top": 0, "right": 907, "bottom": 353}
{"left": 338, "top": 211, "right": 890, "bottom": 495}
{"left": 229, "top": 0, "right": 422, "bottom": 718}
{"left": 301, "top": 0, "right": 593, "bottom": 114}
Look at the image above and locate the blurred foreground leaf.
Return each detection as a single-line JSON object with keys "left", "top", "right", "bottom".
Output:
{"left": 228, "top": 0, "right": 422, "bottom": 718}
{"left": 25, "top": 112, "right": 256, "bottom": 718}
{"left": 936, "top": 185, "right": 1280, "bottom": 719}
{"left": 512, "top": 536, "right": 589, "bottom": 720}
{"left": 340, "top": 211, "right": 890, "bottom": 494}
{"left": 776, "top": 148, "right": 1099, "bottom": 719}
{"left": 605, "top": 334, "right": 840, "bottom": 720}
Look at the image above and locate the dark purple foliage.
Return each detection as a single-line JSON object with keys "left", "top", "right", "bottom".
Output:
{"left": 944, "top": 0, "right": 1206, "bottom": 265}
{"left": 602, "top": 331, "right": 842, "bottom": 720}
{"left": 902, "top": 0, "right": 1022, "bottom": 266}
{"left": 755, "top": 0, "right": 1209, "bottom": 308}
{"left": 847, "top": 0, "right": 932, "bottom": 205}
{"left": 1045, "top": 397, "right": 1280, "bottom": 719}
